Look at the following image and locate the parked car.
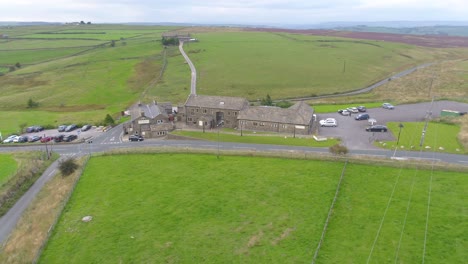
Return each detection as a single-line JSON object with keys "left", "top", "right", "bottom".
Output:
{"left": 319, "top": 118, "right": 337, "bottom": 127}
{"left": 58, "top": 125, "right": 67, "bottom": 132}
{"left": 2, "top": 135, "right": 19, "bottom": 143}
{"left": 338, "top": 109, "right": 351, "bottom": 116}
{"left": 366, "top": 125, "right": 388, "bottom": 132}
{"left": 347, "top": 107, "right": 359, "bottom": 113}
{"left": 81, "top": 124, "right": 92, "bottom": 131}
{"left": 382, "top": 103, "right": 395, "bottom": 110}
{"left": 54, "top": 134, "right": 65, "bottom": 142}
{"left": 129, "top": 135, "right": 144, "bottom": 142}
{"left": 26, "top": 126, "right": 44, "bottom": 133}
{"left": 29, "top": 135, "right": 42, "bottom": 142}
{"left": 63, "top": 134, "right": 78, "bottom": 142}
{"left": 355, "top": 113, "right": 370, "bottom": 120}
{"left": 65, "top": 124, "right": 77, "bottom": 132}
{"left": 357, "top": 106, "right": 367, "bottom": 112}
{"left": 40, "top": 136, "right": 53, "bottom": 143}
{"left": 17, "top": 136, "right": 28, "bottom": 143}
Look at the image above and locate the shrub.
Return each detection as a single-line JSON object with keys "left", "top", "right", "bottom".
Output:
{"left": 58, "top": 158, "right": 79, "bottom": 176}
{"left": 329, "top": 144, "right": 348, "bottom": 155}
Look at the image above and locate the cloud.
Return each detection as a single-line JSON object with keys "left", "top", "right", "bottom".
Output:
{"left": 0, "top": 0, "right": 466, "bottom": 23}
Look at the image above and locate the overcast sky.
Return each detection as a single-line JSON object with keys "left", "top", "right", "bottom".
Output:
{"left": 2, "top": 0, "right": 467, "bottom": 24}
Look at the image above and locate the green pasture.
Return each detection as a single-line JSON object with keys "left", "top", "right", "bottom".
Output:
{"left": 164, "top": 31, "right": 457, "bottom": 102}
{"left": 171, "top": 129, "right": 338, "bottom": 147}
{"left": 40, "top": 154, "right": 467, "bottom": 263}
{"left": 0, "top": 154, "right": 17, "bottom": 186}
{"left": 0, "top": 39, "right": 106, "bottom": 50}
{"left": 0, "top": 47, "right": 92, "bottom": 65}
{"left": 380, "top": 122, "right": 464, "bottom": 153}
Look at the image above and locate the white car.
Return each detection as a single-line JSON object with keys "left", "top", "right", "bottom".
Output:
{"left": 338, "top": 109, "right": 351, "bottom": 116}
{"left": 320, "top": 118, "right": 337, "bottom": 127}
{"left": 2, "top": 135, "right": 19, "bottom": 143}
{"left": 347, "top": 107, "right": 359, "bottom": 113}
{"left": 382, "top": 103, "right": 395, "bottom": 109}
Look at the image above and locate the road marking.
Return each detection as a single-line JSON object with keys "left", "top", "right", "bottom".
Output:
{"left": 200, "top": 144, "right": 216, "bottom": 148}
{"left": 48, "top": 169, "right": 56, "bottom": 177}
{"left": 458, "top": 160, "right": 468, "bottom": 164}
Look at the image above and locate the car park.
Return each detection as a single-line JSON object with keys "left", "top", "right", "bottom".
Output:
{"left": 382, "top": 103, "right": 395, "bottom": 109}
{"left": 357, "top": 106, "right": 367, "bottom": 112}
{"left": 338, "top": 109, "right": 351, "bottom": 116}
{"left": 29, "top": 135, "right": 42, "bottom": 142}
{"left": 319, "top": 118, "right": 337, "bottom": 127}
{"left": 366, "top": 125, "right": 388, "bottom": 132}
{"left": 355, "top": 113, "right": 370, "bottom": 120}
{"left": 81, "top": 124, "right": 92, "bottom": 131}
{"left": 58, "top": 125, "right": 67, "bottom": 132}
{"left": 129, "top": 135, "right": 144, "bottom": 141}
{"left": 347, "top": 107, "right": 359, "bottom": 113}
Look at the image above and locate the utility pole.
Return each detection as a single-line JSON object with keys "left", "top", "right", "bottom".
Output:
{"left": 420, "top": 97, "right": 434, "bottom": 147}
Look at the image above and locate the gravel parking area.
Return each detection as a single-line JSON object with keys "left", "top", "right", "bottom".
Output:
{"left": 317, "top": 100, "right": 468, "bottom": 150}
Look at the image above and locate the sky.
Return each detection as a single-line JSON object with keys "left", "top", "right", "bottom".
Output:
{"left": 1, "top": 0, "right": 467, "bottom": 25}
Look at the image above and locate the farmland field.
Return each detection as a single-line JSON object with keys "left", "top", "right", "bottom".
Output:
{"left": 39, "top": 154, "right": 467, "bottom": 263}
{"left": 0, "top": 154, "right": 17, "bottom": 186}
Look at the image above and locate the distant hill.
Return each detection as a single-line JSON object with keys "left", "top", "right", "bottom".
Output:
{"left": 334, "top": 25, "right": 468, "bottom": 37}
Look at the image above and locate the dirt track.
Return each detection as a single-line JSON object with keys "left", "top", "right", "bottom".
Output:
{"left": 245, "top": 28, "right": 468, "bottom": 48}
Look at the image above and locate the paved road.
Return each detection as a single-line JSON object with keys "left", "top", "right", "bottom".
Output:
{"left": 179, "top": 41, "right": 197, "bottom": 95}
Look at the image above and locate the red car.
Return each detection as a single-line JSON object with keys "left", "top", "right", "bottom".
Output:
{"left": 40, "top": 136, "right": 53, "bottom": 143}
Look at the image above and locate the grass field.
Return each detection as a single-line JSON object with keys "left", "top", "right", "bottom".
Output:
{"left": 380, "top": 122, "right": 464, "bottom": 153}
{"left": 171, "top": 130, "right": 338, "bottom": 147}
{"left": 0, "top": 154, "right": 17, "bottom": 186}
{"left": 39, "top": 154, "right": 467, "bottom": 263}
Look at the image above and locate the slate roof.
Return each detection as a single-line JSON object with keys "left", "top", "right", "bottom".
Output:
{"left": 185, "top": 94, "right": 249, "bottom": 111}
{"left": 141, "top": 103, "right": 168, "bottom": 119}
{"left": 238, "top": 101, "right": 314, "bottom": 125}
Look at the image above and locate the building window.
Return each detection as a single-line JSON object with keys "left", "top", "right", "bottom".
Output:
{"left": 203, "top": 109, "right": 207, "bottom": 113}
{"left": 253, "top": 122, "right": 258, "bottom": 126}
{"left": 260, "top": 122, "right": 265, "bottom": 126}
{"left": 282, "top": 124, "right": 287, "bottom": 128}
{"left": 188, "top": 117, "right": 193, "bottom": 122}
{"left": 157, "top": 131, "right": 166, "bottom": 136}
{"left": 227, "top": 111, "right": 231, "bottom": 116}
{"left": 190, "top": 109, "right": 194, "bottom": 115}
{"left": 157, "top": 120, "right": 163, "bottom": 124}
{"left": 273, "top": 123, "right": 278, "bottom": 128}
{"left": 234, "top": 112, "right": 238, "bottom": 116}
{"left": 196, "top": 109, "right": 199, "bottom": 113}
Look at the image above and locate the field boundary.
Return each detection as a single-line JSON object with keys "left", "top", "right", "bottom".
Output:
{"left": 312, "top": 160, "right": 348, "bottom": 264}
{"left": 32, "top": 155, "right": 90, "bottom": 264}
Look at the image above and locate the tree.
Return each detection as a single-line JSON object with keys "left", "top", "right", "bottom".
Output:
{"left": 80, "top": 21, "right": 85, "bottom": 24}
{"left": 59, "top": 158, "right": 79, "bottom": 176}
{"left": 15, "top": 62, "right": 21, "bottom": 68}
{"left": 87, "top": 21, "right": 91, "bottom": 24}
{"left": 27, "top": 98, "right": 39, "bottom": 108}
{"left": 19, "top": 122, "right": 27, "bottom": 133}
{"left": 110, "top": 40, "right": 116, "bottom": 47}
{"left": 261, "top": 94, "right": 273, "bottom": 106}
{"left": 104, "top": 114, "right": 115, "bottom": 126}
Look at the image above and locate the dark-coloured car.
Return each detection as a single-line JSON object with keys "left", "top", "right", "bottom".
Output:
{"left": 26, "top": 126, "right": 44, "bottom": 133}
{"left": 355, "top": 113, "right": 370, "bottom": 120}
{"left": 81, "top": 124, "right": 92, "bottom": 131}
{"left": 65, "top": 124, "right": 77, "bottom": 132}
{"left": 129, "top": 135, "right": 144, "bottom": 142}
{"left": 54, "top": 134, "right": 65, "bottom": 142}
{"left": 366, "top": 125, "right": 388, "bottom": 132}
{"left": 357, "top": 106, "right": 367, "bottom": 112}
{"left": 29, "top": 135, "right": 42, "bottom": 142}
{"left": 17, "top": 136, "right": 28, "bottom": 143}
{"left": 63, "top": 134, "right": 78, "bottom": 142}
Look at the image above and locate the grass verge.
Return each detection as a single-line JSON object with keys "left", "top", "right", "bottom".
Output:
{"left": 170, "top": 129, "right": 339, "bottom": 147}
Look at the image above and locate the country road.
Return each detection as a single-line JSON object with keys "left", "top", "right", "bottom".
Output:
{"left": 179, "top": 41, "right": 197, "bottom": 95}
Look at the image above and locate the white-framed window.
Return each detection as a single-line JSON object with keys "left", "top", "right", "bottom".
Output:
{"left": 273, "top": 123, "right": 278, "bottom": 128}
{"left": 282, "top": 124, "right": 287, "bottom": 128}
{"left": 260, "top": 122, "right": 265, "bottom": 126}
{"left": 157, "top": 120, "right": 163, "bottom": 124}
